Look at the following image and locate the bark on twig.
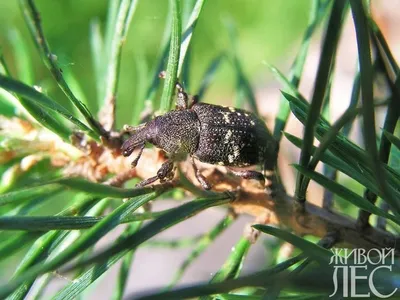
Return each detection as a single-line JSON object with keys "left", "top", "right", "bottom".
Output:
{"left": 8, "top": 116, "right": 394, "bottom": 252}
{"left": 64, "top": 146, "right": 399, "bottom": 252}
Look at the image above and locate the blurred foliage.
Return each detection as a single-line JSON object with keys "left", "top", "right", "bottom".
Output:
{"left": 0, "top": 0, "right": 310, "bottom": 126}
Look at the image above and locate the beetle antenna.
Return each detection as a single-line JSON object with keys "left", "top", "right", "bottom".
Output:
{"left": 122, "top": 123, "right": 146, "bottom": 134}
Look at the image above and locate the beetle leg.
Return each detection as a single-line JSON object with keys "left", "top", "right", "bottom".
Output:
{"left": 228, "top": 168, "right": 265, "bottom": 188}
{"left": 159, "top": 71, "right": 198, "bottom": 109}
{"left": 189, "top": 95, "right": 199, "bottom": 108}
{"left": 175, "top": 82, "right": 189, "bottom": 110}
{"left": 136, "top": 160, "right": 174, "bottom": 187}
{"left": 157, "top": 160, "right": 174, "bottom": 179}
{"left": 176, "top": 83, "right": 200, "bottom": 109}
{"left": 135, "top": 175, "right": 159, "bottom": 187}
{"left": 191, "top": 157, "right": 211, "bottom": 190}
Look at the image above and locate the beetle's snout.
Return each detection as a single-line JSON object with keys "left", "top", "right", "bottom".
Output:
{"left": 122, "top": 149, "right": 132, "bottom": 157}
{"left": 121, "top": 138, "right": 136, "bottom": 157}
{"left": 121, "top": 126, "right": 148, "bottom": 157}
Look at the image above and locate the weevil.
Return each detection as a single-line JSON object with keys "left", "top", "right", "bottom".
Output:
{"left": 121, "top": 81, "right": 279, "bottom": 191}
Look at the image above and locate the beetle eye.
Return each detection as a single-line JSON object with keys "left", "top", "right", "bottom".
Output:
{"left": 121, "top": 140, "right": 135, "bottom": 157}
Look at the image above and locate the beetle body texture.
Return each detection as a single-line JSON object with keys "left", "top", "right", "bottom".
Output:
{"left": 122, "top": 83, "right": 278, "bottom": 190}
{"left": 192, "top": 103, "right": 276, "bottom": 169}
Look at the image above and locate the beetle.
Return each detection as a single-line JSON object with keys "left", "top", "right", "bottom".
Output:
{"left": 121, "top": 81, "right": 279, "bottom": 191}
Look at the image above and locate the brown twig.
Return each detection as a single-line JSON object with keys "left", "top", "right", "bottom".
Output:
{"left": 62, "top": 145, "right": 399, "bottom": 252}
{"left": 6, "top": 115, "right": 395, "bottom": 252}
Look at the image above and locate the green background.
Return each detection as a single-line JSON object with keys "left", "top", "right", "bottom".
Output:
{"left": 0, "top": 0, "right": 310, "bottom": 126}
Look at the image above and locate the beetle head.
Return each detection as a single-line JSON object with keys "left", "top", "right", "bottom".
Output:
{"left": 121, "top": 120, "right": 158, "bottom": 157}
